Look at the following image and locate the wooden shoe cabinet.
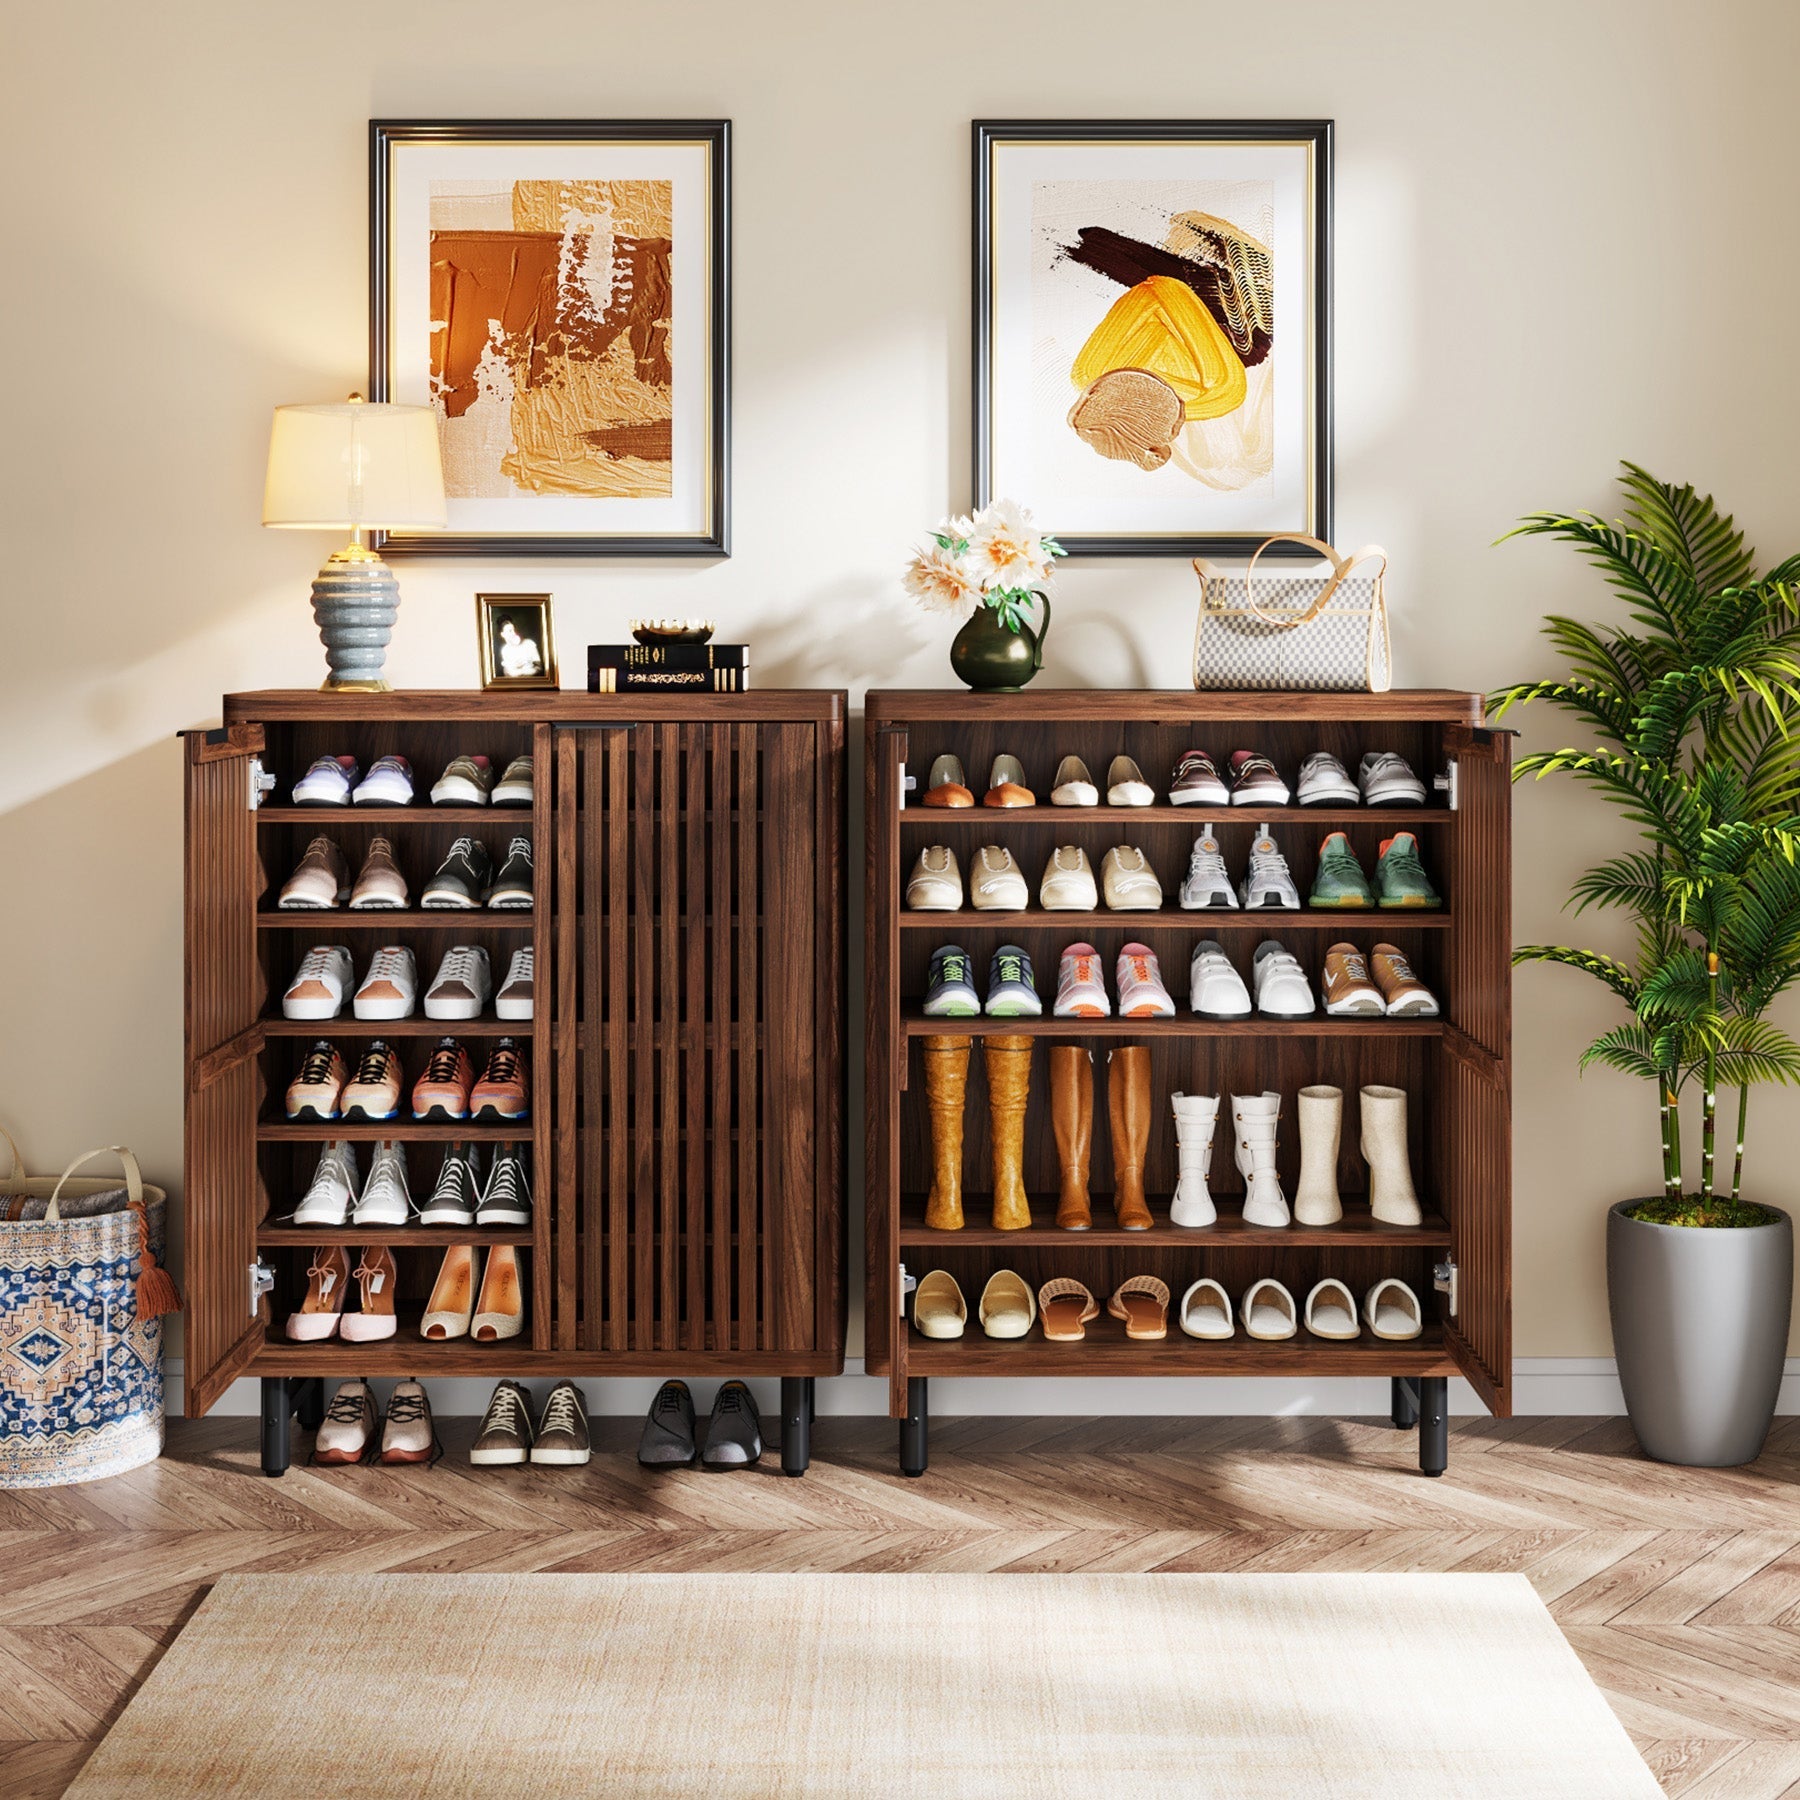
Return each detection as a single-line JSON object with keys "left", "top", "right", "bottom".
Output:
{"left": 183, "top": 691, "right": 846, "bottom": 1474}
{"left": 865, "top": 690, "right": 1512, "bottom": 1476}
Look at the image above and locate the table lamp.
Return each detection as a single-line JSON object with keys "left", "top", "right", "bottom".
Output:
{"left": 262, "top": 394, "right": 447, "bottom": 691}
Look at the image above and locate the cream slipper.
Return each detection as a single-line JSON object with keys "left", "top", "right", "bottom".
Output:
{"left": 1038, "top": 1277, "right": 1100, "bottom": 1341}
{"left": 1178, "top": 1277, "right": 1234, "bottom": 1340}
{"left": 912, "top": 1270, "right": 967, "bottom": 1338}
{"left": 1051, "top": 755, "right": 1098, "bottom": 807}
{"left": 1364, "top": 1277, "right": 1424, "bottom": 1340}
{"left": 977, "top": 1270, "right": 1037, "bottom": 1338}
{"left": 1242, "top": 1277, "right": 1298, "bottom": 1341}
{"left": 1303, "top": 1276, "right": 1360, "bottom": 1340}
{"left": 1107, "top": 754, "right": 1155, "bottom": 806}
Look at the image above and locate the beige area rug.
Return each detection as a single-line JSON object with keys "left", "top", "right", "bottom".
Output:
{"left": 69, "top": 1572, "right": 1658, "bottom": 1798}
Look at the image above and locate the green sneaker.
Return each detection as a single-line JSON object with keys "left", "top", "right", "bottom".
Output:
{"left": 1309, "top": 832, "right": 1374, "bottom": 908}
{"left": 1377, "top": 832, "right": 1441, "bottom": 908}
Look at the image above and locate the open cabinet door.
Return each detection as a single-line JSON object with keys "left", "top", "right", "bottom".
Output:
{"left": 182, "top": 726, "right": 268, "bottom": 1415}
{"left": 1442, "top": 724, "right": 1513, "bottom": 1415}
{"left": 865, "top": 725, "right": 908, "bottom": 1416}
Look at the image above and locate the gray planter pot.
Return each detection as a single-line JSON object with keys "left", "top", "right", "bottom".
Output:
{"left": 1607, "top": 1198, "right": 1792, "bottom": 1466}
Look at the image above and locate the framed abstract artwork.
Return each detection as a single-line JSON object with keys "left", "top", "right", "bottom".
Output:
{"left": 974, "top": 120, "right": 1331, "bottom": 557}
{"left": 370, "top": 119, "right": 730, "bottom": 556}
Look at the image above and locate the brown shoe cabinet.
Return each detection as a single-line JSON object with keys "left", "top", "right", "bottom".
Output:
{"left": 183, "top": 690, "right": 846, "bottom": 1474}
{"left": 865, "top": 690, "right": 1511, "bottom": 1476}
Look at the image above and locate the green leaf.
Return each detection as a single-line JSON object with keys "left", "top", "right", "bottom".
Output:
{"left": 1513, "top": 943, "right": 1642, "bottom": 1004}
{"left": 1617, "top": 461, "right": 1757, "bottom": 599}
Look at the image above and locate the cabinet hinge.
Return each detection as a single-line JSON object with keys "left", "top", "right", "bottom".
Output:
{"left": 248, "top": 757, "right": 277, "bottom": 810}
{"left": 1433, "top": 1256, "right": 1459, "bottom": 1317}
{"left": 898, "top": 1261, "right": 916, "bottom": 1316}
{"left": 1433, "top": 763, "right": 1459, "bottom": 811}
{"left": 250, "top": 1258, "right": 276, "bottom": 1316}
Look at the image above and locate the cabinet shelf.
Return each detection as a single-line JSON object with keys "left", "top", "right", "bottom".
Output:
{"left": 258, "top": 806, "right": 528, "bottom": 826}
{"left": 257, "top": 1226, "right": 534, "bottom": 1246}
{"left": 261, "top": 1013, "right": 532, "bottom": 1036}
{"left": 898, "top": 909, "right": 1449, "bottom": 931}
{"left": 898, "top": 1195, "right": 1451, "bottom": 1247}
{"left": 257, "top": 910, "right": 534, "bottom": 929}
{"left": 900, "top": 805, "right": 1449, "bottom": 826}
{"left": 257, "top": 1119, "right": 531, "bottom": 1141}
{"left": 901, "top": 1009, "right": 1443, "bottom": 1038}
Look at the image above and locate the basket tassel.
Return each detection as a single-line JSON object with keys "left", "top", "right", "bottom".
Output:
{"left": 131, "top": 1197, "right": 182, "bottom": 1320}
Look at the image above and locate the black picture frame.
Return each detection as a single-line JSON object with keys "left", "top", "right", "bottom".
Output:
{"left": 369, "top": 118, "right": 731, "bottom": 557}
{"left": 973, "top": 118, "right": 1332, "bottom": 558}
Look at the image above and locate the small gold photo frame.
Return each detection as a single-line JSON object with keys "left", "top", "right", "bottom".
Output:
{"left": 477, "top": 593, "right": 559, "bottom": 690}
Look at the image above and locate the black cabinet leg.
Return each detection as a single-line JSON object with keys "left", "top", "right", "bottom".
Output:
{"left": 260, "top": 1377, "right": 293, "bottom": 1478}
{"left": 1391, "top": 1376, "right": 1420, "bottom": 1430}
{"left": 781, "top": 1377, "right": 812, "bottom": 1477}
{"left": 293, "top": 1377, "right": 326, "bottom": 1432}
{"left": 899, "top": 1378, "right": 928, "bottom": 1478}
{"left": 1418, "top": 1376, "right": 1448, "bottom": 1477}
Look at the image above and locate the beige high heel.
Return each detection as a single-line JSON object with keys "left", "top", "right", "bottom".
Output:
{"left": 341, "top": 1247, "right": 398, "bottom": 1342}
{"left": 473, "top": 1245, "right": 525, "bottom": 1341}
{"left": 285, "top": 1246, "right": 349, "bottom": 1340}
{"left": 421, "top": 1244, "right": 475, "bottom": 1339}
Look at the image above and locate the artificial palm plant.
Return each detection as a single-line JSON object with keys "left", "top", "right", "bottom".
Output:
{"left": 1490, "top": 464, "right": 1800, "bottom": 1223}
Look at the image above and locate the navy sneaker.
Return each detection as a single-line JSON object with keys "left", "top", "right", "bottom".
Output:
{"left": 923, "top": 944, "right": 980, "bottom": 1017}
{"left": 985, "top": 943, "right": 1042, "bottom": 1017}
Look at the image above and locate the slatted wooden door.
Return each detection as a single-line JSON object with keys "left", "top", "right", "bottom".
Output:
{"left": 182, "top": 727, "right": 267, "bottom": 1415}
{"left": 1443, "top": 724, "right": 1513, "bottom": 1414}
{"left": 559, "top": 720, "right": 825, "bottom": 1359}
{"left": 865, "top": 726, "right": 908, "bottom": 1415}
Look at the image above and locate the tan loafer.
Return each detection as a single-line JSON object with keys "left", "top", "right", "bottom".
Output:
{"left": 922, "top": 754, "right": 974, "bottom": 808}
{"left": 983, "top": 754, "right": 1035, "bottom": 807}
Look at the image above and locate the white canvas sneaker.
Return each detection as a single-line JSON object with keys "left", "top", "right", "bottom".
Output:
{"left": 1040, "top": 845, "right": 1099, "bottom": 910}
{"left": 905, "top": 845, "right": 963, "bottom": 910}
{"left": 353, "top": 1140, "right": 411, "bottom": 1226}
{"left": 1179, "top": 834, "right": 1237, "bottom": 910}
{"left": 1359, "top": 751, "right": 1427, "bottom": 806}
{"left": 282, "top": 945, "right": 354, "bottom": 1020}
{"left": 353, "top": 945, "right": 418, "bottom": 1020}
{"left": 969, "top": 845, "right": 1028, "bottom": 911}
{"left": 1297, "top": 751, "right": 1359, "bottom": 806}
{"left": 495, "top": 947, "right": 534, "bottom": 1020}
{"left": 293, "top": 1140, "right": 359, "bottom": 1226}
{"left": 1238, "top": 833, "right": 1301, "bottom": 910}
{"left": 1252, "top": 939, "right": 1315, "bottom": 1017}
{"left": 425, "top": 945, "right": 493, "bottom": 1020}
{"left": 1101, "top": 845, "right": 1163, "bottom": 910}
{"left": 1189, "top": 940, "right": 1251, "bottom": 1018}
{"left": 292, "top": 755, "right": 358, "bottom": 806}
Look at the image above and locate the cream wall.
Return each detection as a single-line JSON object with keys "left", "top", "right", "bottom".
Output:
{"left": 4, "top": 0, "right": 1798, "bottom": 1373}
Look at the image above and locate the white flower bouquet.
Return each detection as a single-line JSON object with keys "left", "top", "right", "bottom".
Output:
{"left": 902, "top": 499, "right": 1065, "bottom": 633}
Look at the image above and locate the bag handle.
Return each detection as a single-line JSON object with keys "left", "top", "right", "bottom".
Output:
{"left": 1242, "top": 535, "right": 1388, "bottom": 631}
{"left": 0, "top": 1125, "right": 20, "bottom": 1183}
{"left": 48, "top": 1145, "right": 145, "bottom": 1223}
{"left": 46, "top": 1147, "right": 181, "bottom": 1321}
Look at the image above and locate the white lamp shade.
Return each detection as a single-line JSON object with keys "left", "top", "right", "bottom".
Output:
{"left": 262, "top": 400, "right": 447, "bottom": 531}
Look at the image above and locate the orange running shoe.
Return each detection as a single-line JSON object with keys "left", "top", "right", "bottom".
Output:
{"left": 412, "top": 1037, "right": 473, "bottom": 1122}
{"left": 286, "top": 1041, "right": 347, "bottom": 1121}
{"left": 471, "top": 1038, "right": 530, "bottom": 1123}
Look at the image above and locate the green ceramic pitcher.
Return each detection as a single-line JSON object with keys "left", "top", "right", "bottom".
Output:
{"left": 949, "top": 593, "right": 1051, "bottom": 692}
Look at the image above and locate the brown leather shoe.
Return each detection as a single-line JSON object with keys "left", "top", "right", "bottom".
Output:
{"left": 984, "top": 1035, "right": 1034, "bottom": 1230}
{"left": 1321, "top": 942, "right": 1384, "bottom": 1016}
{"left": 922, "top": 1037, "right": 970, "bottom": 1229}
{"left": 982, "top": 754, "right": 1036, "bottom": 807}
{"left": 1050, "top": 1044, "right": 1094, "bottom": 1229}
{"left": 1107, "top": 1044, "right": 1154, "bottom": 1230}
{"left": 349, "top": 835, "right": 409, "bottom": 910}
{"left": 1371, "top": 943, "right": 1440, "bottom": 1017}
{"left": 279, "top": 835, "right": 351, "bottom": 909}
{"left": 922, "top": 754, "right": 975, "bottom": 808}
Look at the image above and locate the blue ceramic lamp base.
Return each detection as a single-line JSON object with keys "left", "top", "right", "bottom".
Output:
{"left": 311, "top": 542, "right": 401, "bottom": 692}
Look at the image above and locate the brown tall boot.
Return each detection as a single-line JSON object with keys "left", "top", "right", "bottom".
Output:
{"left": 984, "top": 1034, "right": 1034, "bottom": 1232}
{"left": 923, "top": 1036, "right": 970, "bottom": 1231}
{"left": 1107, "top": 1045, "right": 1154, "bottom": 1230}
{"left": 1050, "top": 1045, "right": 1094, "bottom": 1230}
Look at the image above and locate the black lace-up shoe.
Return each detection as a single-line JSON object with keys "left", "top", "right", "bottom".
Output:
{"left": 700, "top": 1380, "right": 763, "bottom": 1469}
{"left": 638, "top": 1379, "right": 698, "bottom": 1467}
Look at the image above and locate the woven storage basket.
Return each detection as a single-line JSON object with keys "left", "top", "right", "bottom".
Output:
{"left": 0, "top": 1133, "right": 180, "bottom": 1488}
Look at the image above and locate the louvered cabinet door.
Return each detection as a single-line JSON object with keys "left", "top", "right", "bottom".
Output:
{"left": 563, "top": 720, "right": 833, "bottom": 1361}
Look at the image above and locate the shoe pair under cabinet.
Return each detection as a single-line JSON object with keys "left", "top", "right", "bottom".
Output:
{"left": 183, "top": 692, "right": 846, "bottom": 1475}
{"left": 865, "top": 690, "right": 1513, "bottom": 1477}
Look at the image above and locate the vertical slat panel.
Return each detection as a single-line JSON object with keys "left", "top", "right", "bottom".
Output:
{"left": 606, "top": 729, "right": 632, "bottom": 1351}
{"left": 632, "top": 725, "right": 658, "bottom": 1351}
{"left": 709, "top": 727, "right": 734, "bottom": 1344}
{"left": 814, "top": 714, "right": 844, "bottom": 1354}
{"left": 657, "top": 723, "right": 681, "bottom": 1350}
{"left": 735, "top": 723, "right": 760, "bottom": 1350}
{"left": 682, "top": 725, "right": 708, "bottom": 1351}
{"left": 554, "top": 725, "right": 581, "bottom": 1351}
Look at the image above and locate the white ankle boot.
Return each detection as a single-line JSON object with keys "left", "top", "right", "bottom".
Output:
{"left": 1169, "top": 1092, "right": 1220, "bottom": 1227}
{"left": 1231, "top": 1091, "right": 1289, "bottom": 1228}
{"left": 1361, "top": 1084, "right": 1421, "bottom": 1225}
{"left": 1294, "top": 1085, "right": 1343, "bottom": 1226}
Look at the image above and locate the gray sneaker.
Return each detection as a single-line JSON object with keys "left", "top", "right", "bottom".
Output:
{"left": 985, "top": 943, "right": 1042, "bottom": 1017}
{"left": 470, "top": 1379, "right": 534, "bottom": 1465}
{"left": 530, "top": 1380, "right": 590, "bottom": 1466}
{"left": 639, "top": 1379, "right": 698, "bottom": 1467}
{"left": 701, "top": 1380, "right": 763, "bottom": 1469}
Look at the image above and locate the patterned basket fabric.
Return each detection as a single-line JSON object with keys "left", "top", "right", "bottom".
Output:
{"left": 0, "top": 1144, "right": 174, "bottom": 1489}
{"left": 1193, "top": 538, "right": 1391, "bottom": 693}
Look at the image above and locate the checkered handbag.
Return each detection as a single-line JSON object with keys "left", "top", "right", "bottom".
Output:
{"left": 1192, "top": 535, "right": 1391, "bottom": 692}
{"left": 0, "top": 1138, "right": 180, "bottom": 1488}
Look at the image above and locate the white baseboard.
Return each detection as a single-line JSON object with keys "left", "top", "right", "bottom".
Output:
{"left": 166, "top": 1358, "right": 1800, "bottom": 1420}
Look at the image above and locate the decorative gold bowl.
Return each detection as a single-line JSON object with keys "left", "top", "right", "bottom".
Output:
{"left": 630, "top": 618, "right": 716, "bottom": 645}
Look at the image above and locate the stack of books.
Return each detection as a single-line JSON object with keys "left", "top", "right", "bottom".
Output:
{"left": 587, "top": 643, "right": 750, "bottom": 693}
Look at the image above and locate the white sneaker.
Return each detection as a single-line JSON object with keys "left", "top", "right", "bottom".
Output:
{"left": 354, "top": 946, "right": 418, "bottom": 1020}
{"left": 1297, "top": 751, "right": 1359, "bottom": 806}
{"left": 1106, "top": 754, "right": 1154, "bottom": 806}
{"left": 1238, "top": 833, "right": 1300, "bottom": 910}
{"left": 1179, "top": 834, "right": 1237, "bottom": 910}
{"left": 1040, "top": 845, "right": 1098, "bottom": 910}
{"left": 293, "top": 1141, "right": 359, "bottom": 1226}
{"left": 1101, "top": 845, "right": 1163, "bottom": 910}
{"left": 354, "top": 1140, "right": 411, "bottom": 1226}
{"left": 969, "top": 845, "right": 1028, "bottom": 911}
{"left": 905, "top": 845, "right": 963, "bottom": 910}
{"left": 1252, "top": 939, "right": 1315, "bottom": 1017}
{"left": 292, "top": 755, "right": 358, "bottom": 806}
{"left": 352, "top": 754, "right": 414, "bottom": 806}
{"left": 1360, "top": 751, "right": 1426, "bottom": 806}
{"left": 495, "top": 947, "right": 534, "bottom": 1020}
{"left": 425, "top": 945, "right": 492, "bottom": 1020}
{"left": 1189, "top": 940, "right": 1251, "bottom": 1018}
{"left": 283, "top": 945, "right": 354, "bottom": 1020}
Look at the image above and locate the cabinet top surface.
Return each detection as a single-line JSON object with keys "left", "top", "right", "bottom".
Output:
{"left": 223, "top": 689, "right": 845, "bottom": 723}
{"left": 866, "top": 688, "right": 1488, "bottom": 723}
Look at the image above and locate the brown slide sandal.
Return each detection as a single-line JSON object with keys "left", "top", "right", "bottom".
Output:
{"left": 1108, "top": 1274, "right": 1171, "bottom": 1341}
{"left": 1037, "top": 1277, "right": 1100, "bottom": 1341}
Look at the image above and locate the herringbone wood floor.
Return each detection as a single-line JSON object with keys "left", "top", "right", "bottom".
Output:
{"left": 3, "top": 1413, "right": 1798, "bottom": 1798}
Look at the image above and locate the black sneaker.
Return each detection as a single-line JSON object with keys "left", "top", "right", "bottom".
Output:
{"left": 487, "top": 836, "right": 534, "bottom": 910}
{"left": 922, "top": 944, "right": 980, "bottom": 1017}
{"left": 700, "top": 1380, "right": 763, "bottom": 1469}
{"left": 638, "top": 1379, "right": 698, "bottom": 1467}
{"left": 422, "top": 836, "right": 493, "bottom": 908}
{"left": 419, "top": 1143, "right": 482, "bottom": 1225}
{"left": 475, "top": 1145, "right": 532, "bottom": 1226}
